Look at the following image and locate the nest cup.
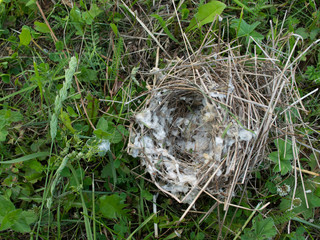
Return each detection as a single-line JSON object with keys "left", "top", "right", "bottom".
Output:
{"left": 128, "top": 42, "right": 287, "bottom": 205}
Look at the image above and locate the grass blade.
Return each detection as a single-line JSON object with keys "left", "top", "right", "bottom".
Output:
{"left": 0, "top": 85, "right": 37, "bottom": 102}
{"left": 126, "top": 213, "right": 157, "bottom": 240}
{"left": 0, "top": 152, "right": 50, "bottom": 164}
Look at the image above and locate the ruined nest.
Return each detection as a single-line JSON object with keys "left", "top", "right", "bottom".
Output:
{"left": 127, "top": 38, "right": 300, "bottom": 206}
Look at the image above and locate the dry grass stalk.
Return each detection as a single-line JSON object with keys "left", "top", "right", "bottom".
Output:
{"left": 127, "top": 35, "right": 298, "bottom": 209}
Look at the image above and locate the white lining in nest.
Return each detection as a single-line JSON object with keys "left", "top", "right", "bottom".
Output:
{"left": 129, "top": 90, "right": 257, "bottom": 204}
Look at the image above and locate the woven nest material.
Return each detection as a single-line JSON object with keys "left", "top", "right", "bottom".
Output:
{"left": 128, "top": 39, "right": 300, "bottom": 206}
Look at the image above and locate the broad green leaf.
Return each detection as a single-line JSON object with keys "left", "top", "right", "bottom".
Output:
{"left": 96, "top": 122, "right": 127, "bottom": 143}
{"left": 269, "top": 151, "right": 292, "bottom": 175}
{"left": 241, "top": 215, "right": 277, "bottom": 240}
{"left": 89, "top": 4, "right": 103, "bottom": 18}
{"left": 0, "top": 209, "right": 22, "bottom": 231}
{"left": 96, "top": 117, "right": 109, "bottom": 133}
{"left": 295, "top": 27, "right": 309, "bottom": 39}
{"left": 99, "top": 194, "right": 128, "bottom": 219}
{"left": 34, "top": 21, "right": 50, "bottom": 33}
{"left": 268, "top": 151, "right": 279, "bottom": 163}
{"left": 0, "top": 119, "right": 6, "bottom": 128}
{"left": 0, "top": 128, "right": 8, "bottom": 142}
{"left": 273, "top": 159, "right": 292, "bottom": 175}
{"left": 265, "top": 180, "right": 277, "bottom": 194}
{"left": 93, "top": 129, "right": 112, "bottom": 139}
{"left": 70, "top": 6, "right": 84, "bottom": 35}
{"left": 11, "top": 217, "right": 31, "bottom": 233}
{"left": 19, "top": 26, "right": 31, "bottom": 46}
{"left": 284, "top": 226, "right": 306, "bottom": 240}
{"left": 110, "top": 23, "right": 118, "bottom": 36}
{"left": 26, "top": 0, "right": 36, "bottom": 6}
{"left": 74, "top": 123, "right": 89, "bottom": 132}
{"left": 55, "top": 40, "right": 64, "bottom": 51}
{"left": 0, "top": 109, "right": 23, "bottom": 123}
{"left": 275, "top": 139, "right": 293, "bottom": 160}
{"left": 181, "top": 7, "right": 189, "bottom": 20}
{"left": 231, "top": 19, "right": 260, "bottom": 37}
{"left": 280, "top": 190, "right": 320, "bottom": 219}
{"left": 0, "top": 209, "right": 37, "bottom": 233}
{"left": 24, "top": 159, "right": 44, "bottom": 172}
{"left": 101, "top": 163, "right": 113, "bottom": 179}
{"left": 230, "top": 19, "right": 264, "bottom": 43}
{"left": 70, "top": 6, "right": 82, "bottom": 23}
{"left": 186, "top": 1, "right": 226, "bottom": 32}
{"left": 308, "top": 193, "right": 320, "bottom": 208}
{"left": 8, "top": 111, "right": 22, "bottom": 122}
{"left": 110, "top": 125, "right": 128, "bottom": 144}
{"left": 21, "top": 210, "right": 38, "bottom": 224}
{"left": 2, "top": 176, "right": 18, "bottom": 187}
{"left": 82, "top": 3, "right": 102, "bottom": 25}
{"left": 151, "top": 14, "right": 179, "bottom": 43}
{"left": 268, "top": 139, "right": 294, "bottom": 175}
{"left": 113, "top": 158, "right": 121, "bottom": 168}
{"left": 78, "top": 67, "right": 97, "bottom": 82}
{"left": 250, "top": 31, "right": 264, "bottom": 42}
{"left": 310, "top": 28, "right": 320, "bottom": 40}
{"left": 0, "top": 74, "right": 10, "bottom": 84}
{"left": 0, "top": 195, "right": 15, "bottom": 217}
{"left": 116, "top": 125, "right": 129, "bottom": 137}
{"left": 60, "top": 110, "right": 75, "bottom": 133}
{"left": 66, "top": 106, "right": 78, "bottom": 118}
{"left": 113, "top": 222, "right": 128, "bottom": 237}
{"left": 141, "top": 190, "right": 153, "bottom": 201}
{"left": 108, "top": 124, "right": 123, "bottom": 144}
{"left": 25, "top": 169, "right": 43, "bottom": 183}
{"left": 49, "top": 52, "right": 61, "bottom": 62}
{"left": 307, "top": 154, "right": 318, "bottom": 171}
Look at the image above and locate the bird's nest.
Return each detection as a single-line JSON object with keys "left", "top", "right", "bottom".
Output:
{"left": 127, "top": 36, "right": 306, "bottom": 207}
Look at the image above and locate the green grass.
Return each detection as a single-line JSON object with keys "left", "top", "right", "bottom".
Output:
{"left": 0, "top": 0, "right": 320, "bottom": 239}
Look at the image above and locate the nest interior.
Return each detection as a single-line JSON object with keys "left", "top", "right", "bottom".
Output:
{"left": 128, "top": 40, "right": 297, "bottom": 206}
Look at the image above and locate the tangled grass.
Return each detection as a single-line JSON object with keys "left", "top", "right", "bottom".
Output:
{"left": 128, "top": 30, "right": 313, "bottom": 222}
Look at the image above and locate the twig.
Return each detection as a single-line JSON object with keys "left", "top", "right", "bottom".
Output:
{"left": 36, "top": 1, "right": 58, "bottom": 43}
{"left": 295, "top": 167, "right": 320, "bottom": 177}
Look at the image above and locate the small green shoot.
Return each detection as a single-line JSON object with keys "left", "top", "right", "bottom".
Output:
{"left": 98, "top": 194, "right": 129, "bottom": 219}
{"left": 0, "top": 195, "right": 37, "bottom": 233}
{"left": 186, "top": 1, "right": 226, "bottom": 32}
{"left": 19, "top": 26, "right": 31, "bottom": 46}
{"left": 0, "top": 109, "right": 22, "bottom": 142}
{"left": 241, "top": 215, "right": 277, "bottom": 240}
{"left": 231, "top": 19, "right": 264, "bottom": 42}
{"left": 268, "top": 139, "right": 294, "bottom": 175}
